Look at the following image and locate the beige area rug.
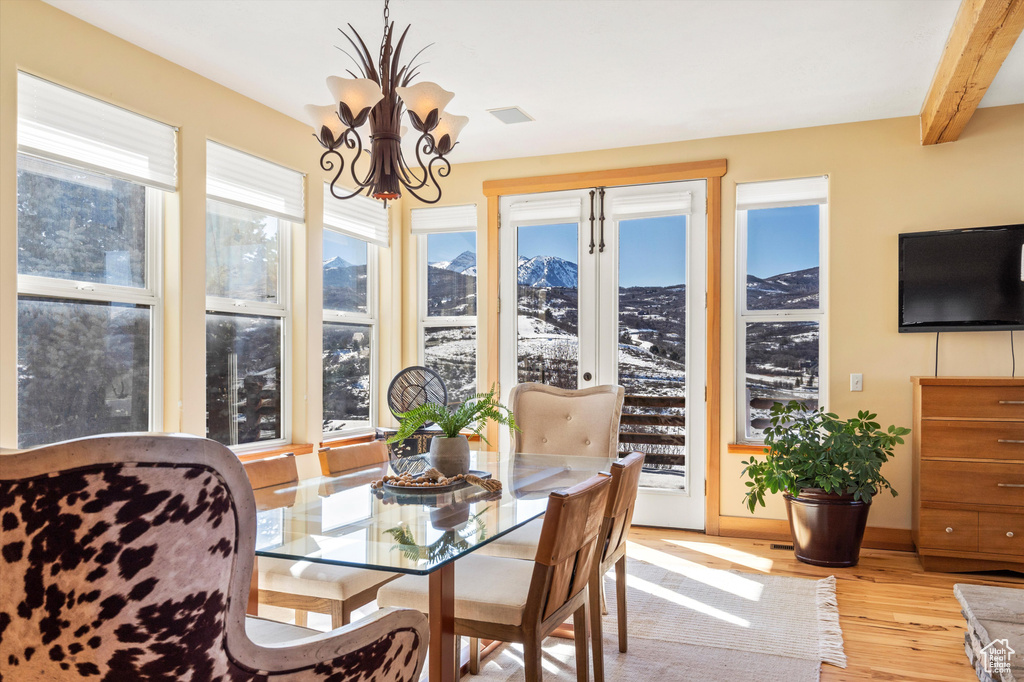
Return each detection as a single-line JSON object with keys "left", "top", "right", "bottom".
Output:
{"left": 470, "top": 556, "right": 845, "bottom": 681}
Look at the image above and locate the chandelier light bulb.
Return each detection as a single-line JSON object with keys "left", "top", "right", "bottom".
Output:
{"left": 395, "top": 82, "right": 455, "bottom": 132}
{"left": 303, "top": 104, "right": 346, "bottom": 147}
{"left": 431, "top": 113, "right": 469, "bottom": 156}
{"left": 326, "top": 76, "right": 384, "bottom": 127}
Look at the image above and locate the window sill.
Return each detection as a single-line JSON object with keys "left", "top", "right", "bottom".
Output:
{"left": 236, "top": 443, "right": 314, "bottom": 463}
{"left": 727, "top": 442, "right": 768, "bottom": 455}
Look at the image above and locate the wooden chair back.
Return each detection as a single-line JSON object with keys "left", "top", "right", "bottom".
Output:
{"left": 242, "top": 453, "right": 299, "bottom": 510}
{"left": 601, "top": 452, "right": 645, "bottom": 563}
{"left": 509, "top": 383, "right": 624, "bottom": 459}
{"left": 319, "top": 440, "right": 389, "bottom": 476}
{"left": 529, "top": 473, "right": 612, "bottom": 621}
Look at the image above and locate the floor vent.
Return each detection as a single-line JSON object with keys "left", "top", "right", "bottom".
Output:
{"left": 770, "top": 543, "right": 795, "bottom": 551}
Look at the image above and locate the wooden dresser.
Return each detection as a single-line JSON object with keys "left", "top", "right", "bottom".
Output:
{"left": 912, "top": 377, "right": 1024, "bottom": 572}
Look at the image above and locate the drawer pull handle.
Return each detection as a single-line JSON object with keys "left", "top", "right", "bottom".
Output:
{"left": 1008, "top": 532, "right": 1015, "bottom": 538}
{"left": 997, "top": 439, "right": 1024, "bottom": 444}
{"left": 946, "top": 527, "right": 953, "bottom": 533}
{"left": 996, "top": 483, "right": 1024, "bottom": 488}
{"left": 998, "top": 400, "right": 1024, "bottom": 405}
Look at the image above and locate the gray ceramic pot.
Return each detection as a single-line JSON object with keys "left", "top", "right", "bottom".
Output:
{"left": 429, "top": 435, "right": 470, "bottom": 477}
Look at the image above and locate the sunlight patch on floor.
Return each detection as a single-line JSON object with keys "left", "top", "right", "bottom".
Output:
{"left": 626, "top": 541, "right": 764, "bottom": 601}
{"left": 661, "top": 538, "right": 776, "bottom": 573}
{"left": 629, "top": 574, "right": 751, "bottom": 628}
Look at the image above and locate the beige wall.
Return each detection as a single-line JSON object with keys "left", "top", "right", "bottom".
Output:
{"left": 402, "top": 105, "right": 1024, "bottom": 529}
{"left": 0, "top": 0, "right": 404, "bottom": 452}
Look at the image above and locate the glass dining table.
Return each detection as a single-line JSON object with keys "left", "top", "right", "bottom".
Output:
{"left": 250, "top": 449, "right": 615, "bottom": 682}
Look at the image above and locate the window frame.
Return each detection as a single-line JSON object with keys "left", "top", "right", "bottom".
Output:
{"left": 417, "top": 231, "right": 480, "bottom": 401}
{"left": 204, "top": 196, "right": 292, "bottom": 453}
{"left": 322, "top": 225, "right": 379, "bottom": 439}
{"left": 734, "top": 189, "right": 829, "bottom": 443}
{"left": 15, "top": 155, "right": 165, "bottom": 444}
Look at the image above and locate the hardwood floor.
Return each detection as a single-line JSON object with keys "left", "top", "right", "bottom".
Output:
{"left": 629, "top": 526, "right": 1023, "bottom": 681}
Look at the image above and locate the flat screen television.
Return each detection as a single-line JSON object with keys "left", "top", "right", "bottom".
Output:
{"left": 898, "top": 224, "right": 1024, "bottom": 333}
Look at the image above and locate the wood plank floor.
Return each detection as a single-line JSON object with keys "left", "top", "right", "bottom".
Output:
{"left": 629, "top": 527, "right": 1023, "bottom": 681}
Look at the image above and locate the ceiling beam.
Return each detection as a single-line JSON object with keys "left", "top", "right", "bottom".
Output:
{"left": 920, "top": 0, "right": 1024, "bottom": 145}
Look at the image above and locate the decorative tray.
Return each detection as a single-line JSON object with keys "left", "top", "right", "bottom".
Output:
{"left": 380, "top": 469, "right": 492, "bottom": 494}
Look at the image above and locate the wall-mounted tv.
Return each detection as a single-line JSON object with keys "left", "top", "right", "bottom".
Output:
{"left": 898, "top": 224, "right": 1024, "bottom": 333}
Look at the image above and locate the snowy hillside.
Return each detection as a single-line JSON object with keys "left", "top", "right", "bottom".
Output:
{"left": 517, "top": 255, "right": 578, "bottom": 288}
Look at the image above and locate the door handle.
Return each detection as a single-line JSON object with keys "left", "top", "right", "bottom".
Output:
{"left": 598, "top": 187, "right": 606, "bottom": 253}
{"left": 588, "top": 190, "right": 596, "bottom": 255}
{"left": 999, "top": 400, "right": 1024, "bottom": 405}
{"left": 998, "top": 439, "right": 1024, "bottom": 444}
{"left": 997, "top": 483, "right": 1024, "bottom": 488}
{"left": 583, "top": 372, "right": 593, "bottom": 382}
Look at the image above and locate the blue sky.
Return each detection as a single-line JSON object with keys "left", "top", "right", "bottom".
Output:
{"left": 323, "top": 230, "right": 367, "bottom": 266}
{"left": 427, "top": 231, "right": 477, "bottom": 263}
{"left": 746, "top": 204, "right": 819, "bottom": 278}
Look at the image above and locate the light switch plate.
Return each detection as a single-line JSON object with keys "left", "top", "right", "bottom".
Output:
{"left": 850, "top": 373, "right": 863, "bottom": 392}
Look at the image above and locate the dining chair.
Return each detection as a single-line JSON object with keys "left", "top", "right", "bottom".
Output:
{"left": 377, "top": 472, "right": 612, "bottom": 682}
{"left": 319, "top": 439, "right": 390, "bottom": 476}
{"left": 509, "top": 382, "right": 625, "bottom": 458}
{"left": 477, "top": 453, "right": 645, "bottom": 682}
{"left": 253, "top": 442, "right": 399, "bottom": 628}
{"left": 0, "top": 433, "right": 427, "bottom": 681}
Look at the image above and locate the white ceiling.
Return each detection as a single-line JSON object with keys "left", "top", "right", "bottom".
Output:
{"left": 44, "top": 0, "right": 1024, "bottom": 164}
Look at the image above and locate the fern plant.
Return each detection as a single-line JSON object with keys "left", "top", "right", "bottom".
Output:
{"left": 387, "top": 384, "right": 518, "bottom": 445}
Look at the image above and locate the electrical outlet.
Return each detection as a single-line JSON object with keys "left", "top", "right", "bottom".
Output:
{"left": 850, "top": 373, "right": 863, "bottom": 392}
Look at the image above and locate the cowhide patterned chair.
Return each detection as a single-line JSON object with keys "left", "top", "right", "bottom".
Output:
{"left": 0, "top": 433, "right": 428, "bottom": 681}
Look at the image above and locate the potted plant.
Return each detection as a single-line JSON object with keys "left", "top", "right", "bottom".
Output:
{"left": 388, "top": 385, "right": 518, "bottom": 477}
{"left": 741, "top": 401, "right": 910, "bottom": 567}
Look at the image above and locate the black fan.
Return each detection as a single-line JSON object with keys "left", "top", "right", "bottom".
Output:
{"left": 387, "top": 366, "right": 448, "bottom": 421}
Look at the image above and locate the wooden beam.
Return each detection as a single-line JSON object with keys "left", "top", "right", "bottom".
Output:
{"left": 920, "top": 0, "right": 1024, "bottom": 145}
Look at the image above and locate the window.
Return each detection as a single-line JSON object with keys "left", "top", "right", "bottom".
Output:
{"left": 205, "top": 142, "right": 303, "bottom": 449}
{"left": 322, "top": 187, "right": 388, "bottom": 437}
{"left": 736, "top": 176, "right": 828, "bottom": 441}
{"left": 412, "top": 205, "right": 479, "bottom": 405}
{"left": 15, "top": 73, "right": 174, "bottom": 448}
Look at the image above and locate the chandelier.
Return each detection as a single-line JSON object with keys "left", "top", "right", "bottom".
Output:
{"left": 305, "top": 0, "right": 467, "bottom": 205}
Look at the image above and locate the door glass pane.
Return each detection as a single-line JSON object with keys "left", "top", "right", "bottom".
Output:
{"left": 206, "top": 199, "right": 280, "bottom": 303}
{"left": 424, "top": 325, "right": 477, "bottom": 405}
{"left": 617, "top": 215, "right": 688, "bottom": 489}
{"left": 323, "top": 231, "right": 368, "bottom": 314}
{"left": 17, "top": 154, "right": 147, "bottom": 288}
{"left": 427, "top": 232, "right": 477, "bottom": 316}
{"left": 17, "top": 297, "right": 150, "bottom": 448}
{"left": 516, "top": 223, "right": 578, "bottom": 389}
{"left": 323, "top": 322, "right": 372, "bottom": 435}
{"left": 744, "top": 320, "right": 820, "bottom": 438}
{"left": 746, "top": 205, "right": 819, "bottom": 311}
{"left": 206, "top": 312, "right": 282, "bottom": 446}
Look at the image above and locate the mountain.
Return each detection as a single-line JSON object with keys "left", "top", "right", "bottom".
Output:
{"left": 747, "top": 267, "right": 819, "bottom": 310}
{"left": 323, "top": 256, "right": 353, "bottom": 271}
{"left": 517, "top": 255, "right": 578, "bottom": 288}
{"left": 431, "top": 250, "right": 477, "bottom": 276}
{"left": 323, "top": 257, "right": 366, "bottom": 310}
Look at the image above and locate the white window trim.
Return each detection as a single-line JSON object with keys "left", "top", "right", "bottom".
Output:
{"left": 204, "top": 197, "right": 293, "bottom": 453}
{"left": 417, "top": 232, "right": 479, "bottom": 398}
{"left": 322, "top": 230, "right": 379, "bottom": 440}
{"left": 734, "top": 192, "right": 829, "bottom": 443}
{"left": 15, "top": 183, "right": 165, "bottom": 442}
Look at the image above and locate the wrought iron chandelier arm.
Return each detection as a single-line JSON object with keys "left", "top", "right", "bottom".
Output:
{"left": 395, "top": 131, "right": 437, "bottom": 191}
{"left": 323, "top": 129, "right": 374, "bottom": 201}
{"left": 398, "top": 154, "right": 450, "bottom": 205}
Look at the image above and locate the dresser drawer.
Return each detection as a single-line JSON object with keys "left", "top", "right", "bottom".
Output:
{"left": 920, "top": 420, "right": 1024, "bottom": 461}
{"left": 921, "top": 385, "right": 1024, "bottom": 420}
{"left": 920, "top": 461, "right": 1024, "bottom": 506}
{"left": 979, "top": 512, "right": 1024, "bottom": 556}
{"left": 919, "top": 509, "right": 978, "bottom": 551}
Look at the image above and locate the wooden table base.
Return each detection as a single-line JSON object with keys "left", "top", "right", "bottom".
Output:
{"left": 429, "top": 562, "right": 457, "bottom": 681}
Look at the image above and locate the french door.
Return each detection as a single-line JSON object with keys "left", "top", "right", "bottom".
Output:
{"left": 499, "top": 180, "right": 708, "bottom": 530}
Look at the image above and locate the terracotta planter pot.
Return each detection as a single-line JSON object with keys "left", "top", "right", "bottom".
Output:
{"left": 428, "top": 435, "right": 470, "bottom": 477}
{"left": 784, "top": 488, "right": 871, "bottom": 568}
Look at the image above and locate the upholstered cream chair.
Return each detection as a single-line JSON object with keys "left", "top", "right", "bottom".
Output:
{"left": 0, "top": 433, "right": 427, "bottom": 681}
{"left": 250, "top": 442, "right": 399, "bottom": 628}
{"left": 510, "top": 382, "right": 624, "bottom": 458}
{"left": 378, "top": 473, "right": 613, "bottom": 682}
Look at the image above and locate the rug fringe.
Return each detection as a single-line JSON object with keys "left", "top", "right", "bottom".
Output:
{"left": 816, "top": 575, "right": 847, "bottom": 669}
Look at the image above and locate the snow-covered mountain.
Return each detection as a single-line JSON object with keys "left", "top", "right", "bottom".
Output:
{"left": 430, "top": 250, "right": 477, "bottom": 276}
{"left": 323, "top": 256, "right": 353, "bottom": 271}
{"left": 517, "top": 255, "right": 578, "bottom": 288}
{"left": 746, "top": 267, "right": 819, "bottom": 310}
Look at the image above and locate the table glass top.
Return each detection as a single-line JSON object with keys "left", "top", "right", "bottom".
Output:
{"left": 253, "top": 451, "right": 614, "bottom": 575}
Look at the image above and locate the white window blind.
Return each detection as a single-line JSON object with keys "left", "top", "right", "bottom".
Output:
{"left": 17, "top": 71, "right": 178, "bottom": 191}
{"left": 505, "top": 197, "right": 582, "bottom": 225}
{"left": 207, "top": 141, "right": 305, "bottom": 222}
{"left": 410, "top": 204, "right": 478, "bottom": 234}
{"left": 610, "top": 191, "right": 692, "bottom": 217}
{"left": 323, "top": 185, "right": 389, "bottom": 247}
{"left": 736, "top": 176, "right": 828, "bottom": 211}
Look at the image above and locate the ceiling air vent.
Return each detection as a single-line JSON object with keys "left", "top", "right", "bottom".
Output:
{"left": 488, "top": 106, "right": 534, "bottom": 125}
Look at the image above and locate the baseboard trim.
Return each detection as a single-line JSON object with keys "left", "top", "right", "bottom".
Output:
{"left": 718, "top": 516, "right": 915, "bottom": 552}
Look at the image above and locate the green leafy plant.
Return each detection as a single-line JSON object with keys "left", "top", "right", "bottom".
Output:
{"left": 387, "top": 384, "right": 518, "bottom": 444}
{"left": 741, "top": 401, "right": 910, "bottom": 513}
{"left": 384, "top": 509, "right": 489, "bottom": 563}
